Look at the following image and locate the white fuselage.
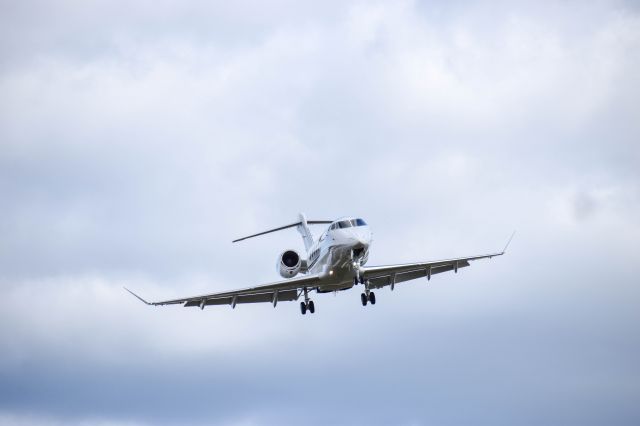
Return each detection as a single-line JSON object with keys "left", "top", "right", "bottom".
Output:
{"left": 303, "top": 217, "right": 372, "bottom": 292}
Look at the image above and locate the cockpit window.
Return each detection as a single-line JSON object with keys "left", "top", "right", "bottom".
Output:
{"left": 330, "top": 219, "right": 366, "bottom": 229}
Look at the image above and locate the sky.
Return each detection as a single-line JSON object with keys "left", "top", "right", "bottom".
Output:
{"left": 0, "top": 0, "right": 639, "bottom": 425}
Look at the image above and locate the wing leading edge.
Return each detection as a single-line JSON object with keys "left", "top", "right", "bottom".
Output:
{"left": 362, "top": 232, "right": 515, "bottom": 290}
{"left": 125, "top": 273, "right": 321, "bottom": 309}
{"left": 363, "top": 252, "right": 498, "bottom": 290}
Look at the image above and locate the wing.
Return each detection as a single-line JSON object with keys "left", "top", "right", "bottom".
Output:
{"left": 364, "top": 252, "right": 504, "bottom": 290}
{"left": 125, "top": 273, "right": 321, "bottom": 309}
{"left": 363, "top": 232, "right": 515, "bottom": 289}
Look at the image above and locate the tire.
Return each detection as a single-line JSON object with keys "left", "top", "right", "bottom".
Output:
{"left": 308, "top": 300, "right": 315, "bottom": 314}
{"left": 300, "top": 301, "right": 307, "bottom": 315}
{"left": 361, "top": 293, "right": 368, "bottom": 306}
{"left": 369, "top": 291, "right": 376, "bottom": 305}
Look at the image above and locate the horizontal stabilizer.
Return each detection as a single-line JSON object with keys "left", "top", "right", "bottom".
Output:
{"left": 233, "top": 220, "right": 332, "bottom": 243}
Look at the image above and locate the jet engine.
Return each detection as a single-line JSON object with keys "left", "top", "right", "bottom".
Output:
{"left": 278, "top": 249, "right": 301, "bottom": 278}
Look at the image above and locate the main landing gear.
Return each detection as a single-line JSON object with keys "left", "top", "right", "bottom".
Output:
{"left": 361, "top": 291, "right": 376, "bottom": 306}
{"left": 300, "top": 300, "right": 315, "bottom": 315}
{"left": 359, "top": 278, "right": 376, "bottom": 307}
{"left": 300, "top": 287, "right": 315, "bottom": 315}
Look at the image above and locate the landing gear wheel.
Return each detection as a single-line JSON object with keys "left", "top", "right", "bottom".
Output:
{"left": 300, "top": 301, "right": 307, "bottom": 315}
{"left": 369, "top": 291, "right": 376, "bottom": 305}
{"left": 354, "top": 277, "right": 359, "bottom": 286}
{"left": 361, "top": 293, "right": 368, "bottom": 306}
{"left": 308, "top": 300, "right": 315, "bottom": 314}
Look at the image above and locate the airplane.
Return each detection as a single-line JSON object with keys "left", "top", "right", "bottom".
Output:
{"left": 125, "top": 214, "right": 513, "bottom": 315}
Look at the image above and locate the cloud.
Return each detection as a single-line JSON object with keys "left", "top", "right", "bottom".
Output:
{"left": 1, "top": 0, "right": 639, "bottom": 425}
{"left": 0, "top": 413, "right": 147, "bottom": 426}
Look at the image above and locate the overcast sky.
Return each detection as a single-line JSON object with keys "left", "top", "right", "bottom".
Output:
{"left": 1, "top": 1, "right": 639, "bottom": 425}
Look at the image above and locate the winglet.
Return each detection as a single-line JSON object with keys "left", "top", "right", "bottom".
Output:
{"left": 124, "top": 287, "right": 152, "bottom": 305}
{"left": 502, "top": 231, "right": 516, "bottom": 254}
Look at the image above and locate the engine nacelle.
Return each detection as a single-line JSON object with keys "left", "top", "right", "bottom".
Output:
{"left": 278, "top": 249, "right": 302, "bottom": 278}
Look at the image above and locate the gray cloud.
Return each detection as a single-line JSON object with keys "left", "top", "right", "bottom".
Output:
{"left": 1, "top": 0, "right": 639, "bottom": 425}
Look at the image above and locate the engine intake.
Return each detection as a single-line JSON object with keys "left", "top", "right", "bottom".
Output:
{"left": 278, "top": 249, "right": 301, "bottom": 278}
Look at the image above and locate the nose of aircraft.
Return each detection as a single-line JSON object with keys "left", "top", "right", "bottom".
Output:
{"left": 349, "top": 227, "right": 372, "bottom": 247}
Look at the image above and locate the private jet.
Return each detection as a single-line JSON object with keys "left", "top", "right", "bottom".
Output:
{"left": 126, "top": 214, "right": 513, "bottom": 315}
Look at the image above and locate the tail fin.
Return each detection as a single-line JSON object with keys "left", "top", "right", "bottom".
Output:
{"left": 232, "top": 214, "right": 332, "bottom": 248}
{"left": 296, "top": 213, "right": 314, "bottom": 251}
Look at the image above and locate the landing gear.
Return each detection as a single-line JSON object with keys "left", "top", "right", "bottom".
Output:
{"left": 300, "top": 287, "right": 316, "bottom": 315}
{"left": 360, "top": 290, "right": 376, "bottom": 306}
{"left": 300, "top": 300, "right": 315, "bottom": 315}
{"left": 352, "top": 251, "right": 365, "bottom": 286}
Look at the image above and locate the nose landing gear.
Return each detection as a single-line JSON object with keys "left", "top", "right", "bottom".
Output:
{"left": 351, "top": 248, "right": 367, "bottom": 287}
